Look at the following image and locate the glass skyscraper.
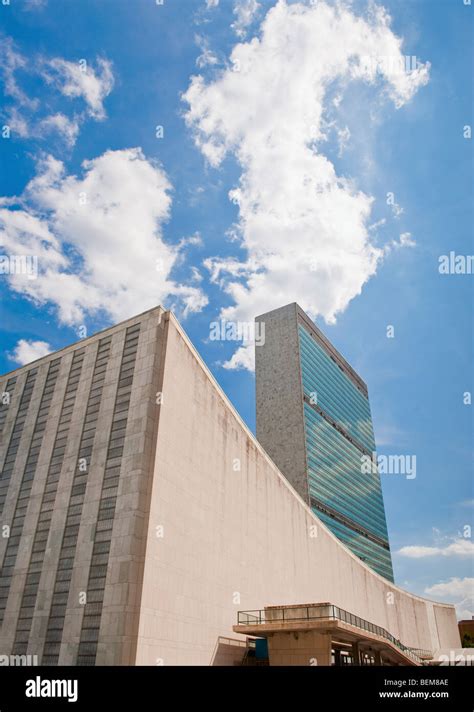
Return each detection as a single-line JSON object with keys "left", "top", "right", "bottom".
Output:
{"left": 255, "top": 303, "right": 394, "bottom": 582}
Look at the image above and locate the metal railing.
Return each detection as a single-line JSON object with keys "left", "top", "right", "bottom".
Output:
{"left": 406, "top": 648, "right": 433, "bottom": 659}
{"left": 236, "top": 604, "right": 426, "bottom": 664}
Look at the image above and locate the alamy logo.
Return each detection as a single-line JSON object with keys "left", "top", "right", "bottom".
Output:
{"left": 361, "top": 452, "right": 417, "bottom": 480}
{"left": 359, "top": 54, "right": 423, "bottom": 75}
{"left": 437, "top": 650, "right": 474, "bottom": 666}
{"left": 0, "top": 654, "right": 38, "bottom": 666}
{"left": 0, "top": 254, "right": 38, "bottom": 280}
{"left": 438, "top": 251, "right": 473, "bottom": 275}
{"left": 209, "top": 319, "right": 265, "bottom": 347}
{"left": 25, "top": 676, "right": 78, "bottom": 703}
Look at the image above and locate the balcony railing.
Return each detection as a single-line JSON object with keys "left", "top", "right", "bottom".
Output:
{"left": 236, "top": 603, "right": 426, "bottom": 665}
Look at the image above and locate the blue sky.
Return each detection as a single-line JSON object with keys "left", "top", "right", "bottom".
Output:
{"left": 0, "top": 0, "right": 472, "bottom": 618}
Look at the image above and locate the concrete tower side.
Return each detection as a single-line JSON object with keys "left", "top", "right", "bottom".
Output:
{"left": 255, "top": 304, "right": 309, "bottom": 504}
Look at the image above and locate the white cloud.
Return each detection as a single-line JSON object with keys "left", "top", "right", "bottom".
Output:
{"left": 183, "top": 0, "right": 430, "bottom": 370}
{"left": 385, "top": 231, "right": 416, "bottom": 253}
{"left": 0, "top": 39, "right": 38, "bottom": 110}
{"left": 0, "top": 40, "right": 113, "bottom": 143}
{"left": 0, "top": 148, "right": 207, "bottom": 325}
{"left": 337, "top": 125, "right": 351, "bottom": 157}
{"left": 10, "top": 339, "right": 52, "bottom": 366}
{"left": 425, "top": 577, "right": 474, "bottom": 620}
{"left": 399, "top": 231, "right": 415, "bottom": 247}
{"left": 369, "top": 218, "right": 386, "bottom": 231}
{"left": 6, "top": 110, "right": 80, "bottom": 146}
{"left": 222, "top": 344, "right": 255, "bottom": 371}
{"left": 206, "top": 0, "right": 219, "bottom": 7}
{"left": 397, "top": 539, "right": 474, "bottom": 559}
{"left": 39, "top": 113, "right": 80, "bottom": 147}
{"left": 5, "top": 107, "right": 31, "bottom": 138}
{"left": 184, "top": 231, "right": 204, "bottom": 247}
{"left": 44, "top": 57, "right": 114, "bottom": 120}
{"left": 426, "top": 577, "right": 474, "bottom": 598}
{"left": 232, "top": 0, "right": 260, "bottom": 37}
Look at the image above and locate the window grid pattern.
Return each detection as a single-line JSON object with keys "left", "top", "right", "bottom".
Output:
{"left": 304, "top": 405, "right": 388, "bottom": 539}
{"left": 315, "top": 509, "right": 394, "bottom": 581}
{"left": 0, "top": 360, "right": 61, "bottom": 626}
{"left": 76, "top": 324, "right": 140, "bottom": 666}
{"left": 0, "top": 378, "right": 17, "bottom": 439}
{"left": 299, "top": 327, "right": 375, "bottom": 452}
{"left": 298, "top": 325, "right": 394, "bottom": 582}
{"left": 41, "top": 337, "right": 112, "bottom": 665}
{"left": 0, "top": 369, "right": 38, "bottom": 518}
{"left": 12, "top": 350, "right": 86, "bottom": 655}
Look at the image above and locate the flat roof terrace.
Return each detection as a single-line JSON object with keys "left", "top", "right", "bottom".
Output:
{"left": 233, "top": 603, "right": 427, "bottom": 666}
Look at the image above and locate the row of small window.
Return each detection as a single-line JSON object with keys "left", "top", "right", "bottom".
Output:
{"left": 88, "top": 339, "right": 114, "bottom": 389}
{"left": 72, "top": 326, "right": 139, "bottom": 660}
{"left": 35, "top": 356, "right": 86, "bottom": 502}
{"left": 1, "top": 386, "right": 35, "bottom": 439}
{"left": 41, "top": 344, "right": 112, "bottom": 634}
{"left": 41, "top": 348, "right": 113, "bottom": 646}
{"left": 0, "top": 378, "right": 17, "bottom": 435}
{"left": 0, "top": 376, "right": 37, "bottom": 482}
{"left": 42, "top": 354, "right": 83, "bottom": 426}
{"left": 63, "top": 341, "right": 111, "bottom": 474}
{"left": 16, "top": 614, "right": 35, "bottom": 630}
{"left": 20, "top": 369, "right": 61, "bottom": 477}
{"left": 2, "top": 440, "right": 46, "bottom": 574}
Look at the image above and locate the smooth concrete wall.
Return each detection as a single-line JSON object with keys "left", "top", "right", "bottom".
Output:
{"left": 135, "top": 314, "right": 460, "bottom": 665}
{"left": 268, "top": 631, "right": 332, "bottom": 666}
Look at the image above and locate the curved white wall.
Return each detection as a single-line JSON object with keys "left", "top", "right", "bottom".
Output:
{"left": 135, "top": 314, "right": 460, "bottom": 665}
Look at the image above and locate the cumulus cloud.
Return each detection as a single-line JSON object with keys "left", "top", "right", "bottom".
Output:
{"left": 44, "top": 57, "right": 114, "bottom": 120}
{"left": 0, "top": 39, "right": 113, "bottom": 145}
{"left": 425, "top": 577, "right": 474, "bottom": 620}
{"left": 397, "top": 539, "right": 474, "bottom": 558}
{"left": 10, "top": 339, "right": 52, "bottom": 366}
{"left": 183, "top": 0, "right": 429, "bottom": 370}
{"left": 5, "top": 111, "right": 80, "bottom": 146}
{"left": 0, "top": 148, "right": 207, "bottom": 325}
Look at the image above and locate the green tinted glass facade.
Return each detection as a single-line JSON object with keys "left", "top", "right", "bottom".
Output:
{"left": 298, "top": 324, "right": 394, "bottom": 582}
